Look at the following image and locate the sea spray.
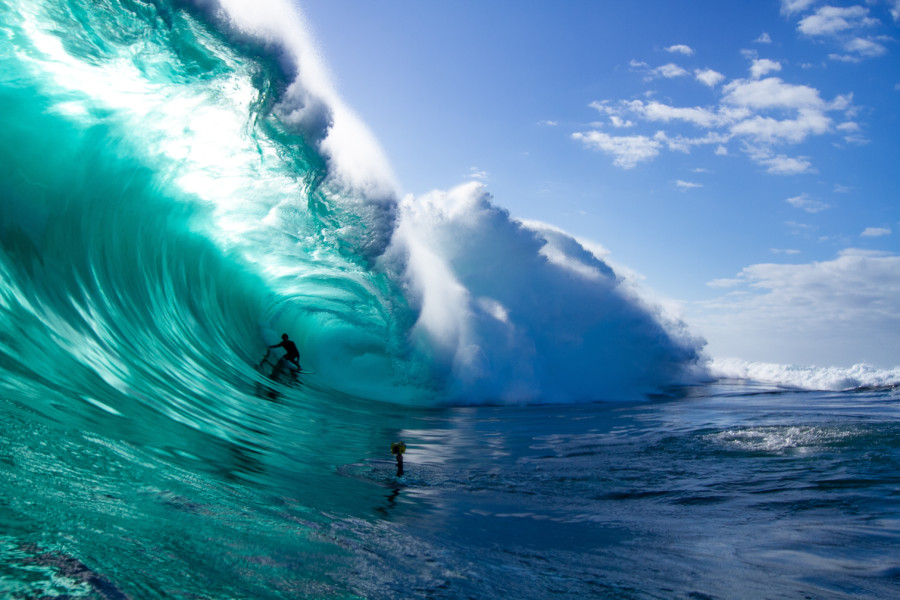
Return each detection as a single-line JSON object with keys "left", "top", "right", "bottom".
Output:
{"left": 388, "top": 182, "right": 704, "bottom": 402}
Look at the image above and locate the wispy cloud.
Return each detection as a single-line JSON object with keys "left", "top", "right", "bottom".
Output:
{"left": 781, "top": 0, "right": 816, "bottom": 16}
{"left": 675, "top": 180, "right": 703, "bottom": 190}
{"left": 571, "top": 131, "right": 661, "bottom": 169}
{"left": 830, "top": 36, "right": 888, "bottom": 62}
{"left": 755, "top": 32, "right": 773, "bottom": 44}
{"left": 666, "top": 44, "right": 694, "bottom": 55}
{"left": 630, "top": 59, "right": 691, "bottom": 81}
{"left": 861, "top": 226, "right": 891, "bottom": 237}
{"left": 652, "top": 63, "right": 690, "bottom": 79}
{"left": 798, "top": 6, "right": 878, "bottom": 36}
{"left": 467, "top": 167, "right": 490, "bottom": 181}
{"left": 789, "top": 4, "right": 888, "bottom": 62}
{"left": 625, "top": 99, "right": 721, "bottom": 128}
{"left": 745, "top": 145, "right": 814, "bottom": 174}
{"left": 786, "top": 193, "right": 830, "bottom": 213}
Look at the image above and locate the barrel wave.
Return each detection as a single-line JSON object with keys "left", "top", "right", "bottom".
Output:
{"left": 1, "top": 0, "right": 702, "bottom": 414}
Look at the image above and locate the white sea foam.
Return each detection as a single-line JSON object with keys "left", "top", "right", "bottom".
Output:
{"left": 706, "top": 425, "right": 855, "bottom": 454}
{"left": 708, "top": 357, "right": 900, "bottom": 390}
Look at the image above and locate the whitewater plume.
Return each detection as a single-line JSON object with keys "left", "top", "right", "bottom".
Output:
{"left": 388, "top": 182, "right": 703, "bottom": 402}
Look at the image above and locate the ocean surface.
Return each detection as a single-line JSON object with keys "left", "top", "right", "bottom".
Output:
{"left": 2, "top": 1, "right": 899, "bottom": 598}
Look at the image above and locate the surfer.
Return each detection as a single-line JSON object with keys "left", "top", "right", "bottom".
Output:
{"left": 391, "top": 441, "right": 406, "bottom": 477}
{"left": 269, "top": 334, "right": 300, "bottom": 370}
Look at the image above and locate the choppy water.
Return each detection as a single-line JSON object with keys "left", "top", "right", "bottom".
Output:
{"left": 3, "top": 383, "right": 899, "bottom": 598}
{"left": 2, "top": 0, "right": 899, "bottom": 598}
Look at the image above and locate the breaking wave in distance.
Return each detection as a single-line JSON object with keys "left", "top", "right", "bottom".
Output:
{"left": 708, "top": 358, "right": 900, "bottom": 392}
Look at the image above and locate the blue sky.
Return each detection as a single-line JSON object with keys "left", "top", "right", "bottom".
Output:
{"left": 298, "top": 0, "right": 900, "bottom": 368}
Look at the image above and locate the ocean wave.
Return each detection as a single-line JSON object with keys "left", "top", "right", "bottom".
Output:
{"left": 707, "top": 357, "right": 900, "bottom": 391}
{"left": 1, "top": 0, "right": 704, "bottom": 408}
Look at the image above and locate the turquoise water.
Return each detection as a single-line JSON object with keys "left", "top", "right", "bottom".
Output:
{"left": 2, "top": 1, "right": 899, "bottom": 598}
{"left": 3, "top": 383, "right": 899, "bottom": 598}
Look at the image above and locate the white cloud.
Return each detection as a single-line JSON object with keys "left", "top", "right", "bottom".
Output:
{"left": 843, "top": 36, "right": 887, "bottom": 57}
{"left": 755, "top": 32, "right": 773, "bottom": 44}
{"left": 695, "top": 68, "right": 725, "bottom": 87}
{"left": 609, "top": 115, "right": 635, "bottom": 128}
{"left": 467, "top": 167, "right": 490, "bottom": 181}
{"left": 627, "top": 99, "right": 720, "bottom": 128}
{"left": 771, "top": 248, "right": 802, "bottom": 254}
{"left": 691, "top": 249, "right": 900, "bottom": 367}
{"left": 538, "top": 119, "right": 558, "bottom": 127}
{"left": 589, "top": 101, "right": 635, "bottom": 128}
{"left": 676, "top": 180, "right": 703, "bottom": 189}
{"left": 588, "top": 100, "right": 615, "bottom": 114}
{"left": 765, "top": 154, "right": 814, "bottom": 174}
{"left": 707, "top": 277, "right": 744, "bottom": 288}
{"left": 861, "top": 227, "right": 891, "bottom": 237}
{"left": 744, "top": 145, "right": 814, "bottom": 174}
{"left": 837, "top": 120, "right": 869, "bottom": 144}
{"left": 582, "top": 32, "right": 855, "bottom": 173}
{"left": 788, "top": 5, "right": 886, "bottom": 63}
{"left": 652, "top": 63, "right": 690, "bottom": 79}
{"left": 656, "top": 130, "right": 731, "bottom": 153}
{"left": 798, "top": 6, "right": 879, "bottom": 36}
{"left": 786, "top": 220, "right": 818, "bottom": 233}
{"left": 722, "top": 77, "right": 825, "bottom": 111}
{"left": 786, "top": 193, "right": 830, "bottom": 213}
{"left": 666, "top": 44, "right": 694, "bottom": 55}
{"left": 781, "top": 0, "right": 816, "bottom": 16}
{"left": 722, "top": 77, "right": 841, "bottom": 146}
{"left": 571, "top": 131, "right": 662, "bottom": 169}
{"left": 750, "top": 58, "right": 782, "bottom": 79}
{"left": 730, "top": 110, "right": 831, "bottom": 144}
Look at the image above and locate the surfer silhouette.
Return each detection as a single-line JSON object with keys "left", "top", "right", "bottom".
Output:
{"left": 269, "top": 334, "right": 300, "bottom": 369}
